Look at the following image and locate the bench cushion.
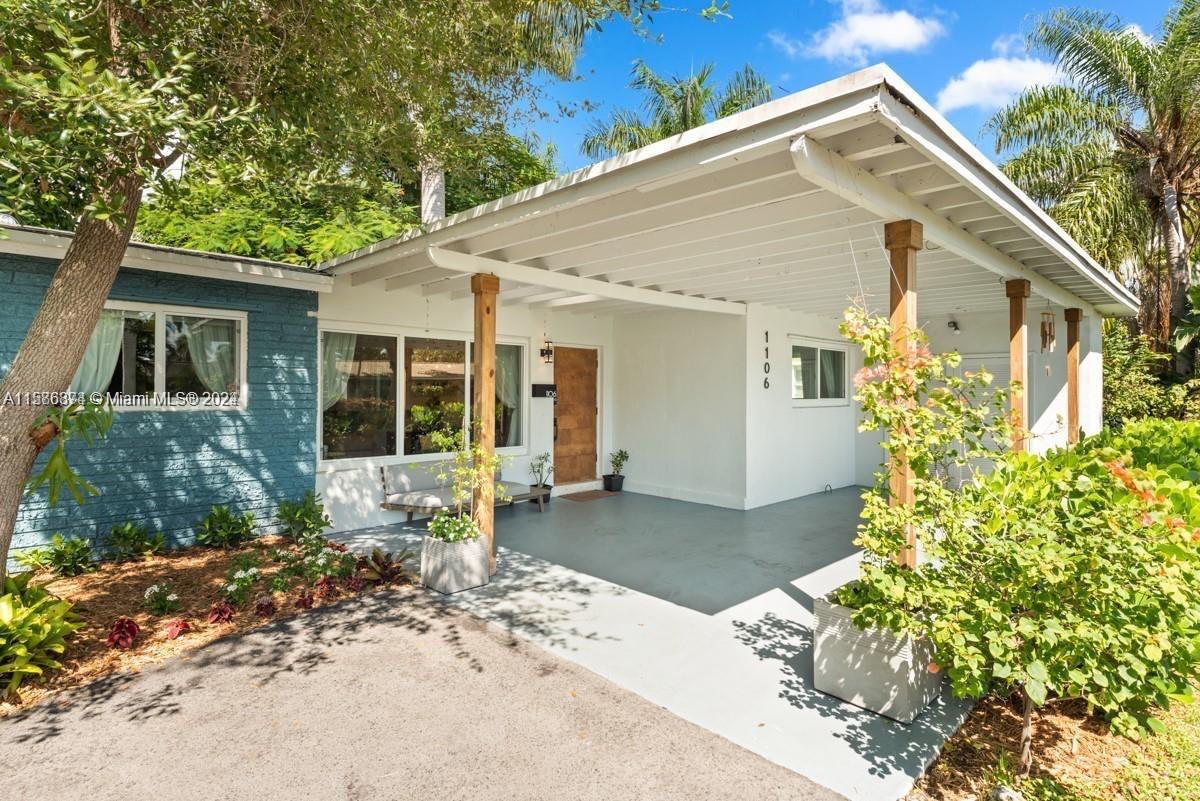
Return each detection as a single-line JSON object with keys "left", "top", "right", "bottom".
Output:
{"left": 384, "top": 486, "right": 456, "bottom": 510}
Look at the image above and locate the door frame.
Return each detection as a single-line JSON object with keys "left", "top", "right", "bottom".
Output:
{"left": 553, "top": 343, "right": 603, "bottom": 486}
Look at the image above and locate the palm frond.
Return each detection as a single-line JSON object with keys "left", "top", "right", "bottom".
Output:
{"left": 580, "top": 109, "right": 659, "bottom": 160}
{"left": 989, "top": 84, "right": 1121, "bottom": 153}
{"left": 709, "top": 64, "right": 773, "bottom": 119}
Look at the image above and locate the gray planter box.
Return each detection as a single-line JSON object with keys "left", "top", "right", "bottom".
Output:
{"left": 421, "top": 535, "right": 489, "bottom": 595}
{"left": 813, "top": 594, "right": 942, "bottom": 724}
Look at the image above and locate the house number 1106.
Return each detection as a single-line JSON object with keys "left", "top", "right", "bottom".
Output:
{"left": 763, "top": 331, "right": 770, "bottom": 389}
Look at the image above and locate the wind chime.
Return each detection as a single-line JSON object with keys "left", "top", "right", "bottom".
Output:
{"left": 1040, "top": 311, "right": 1056, "bottom": 353}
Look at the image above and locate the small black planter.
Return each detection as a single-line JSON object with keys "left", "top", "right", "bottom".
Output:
{"left": 531, "top": 484, "right": 553, "bottom": 505}
{"left": 602, "top": 474, "right": 624, "bottom": 492}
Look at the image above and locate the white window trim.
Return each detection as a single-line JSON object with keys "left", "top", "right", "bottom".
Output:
{"left": 102, "top": 300, "right": 248, "bottom": 412}
{"left": 316, "top": 325, "right": 530, "bottom": 468}
{"left": 789, "top": 335, "right": 849, "bottom": 408}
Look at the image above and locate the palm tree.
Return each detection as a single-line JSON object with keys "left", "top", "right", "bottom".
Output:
{"left": 581, "top": 60, "right": 772, "bottom": 159}
{"left": 990, "top": 2, "right": 1200, "bottom": 367}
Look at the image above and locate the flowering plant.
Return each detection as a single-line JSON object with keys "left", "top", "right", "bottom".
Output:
{"left": 142, "top": 583, "right": 181, "bottom": 616}
{"left": 222, "top": 555, "right": 262, "bottom": 606}
{"left": 839, "top": 304, "right": 1200, "bottom": 774}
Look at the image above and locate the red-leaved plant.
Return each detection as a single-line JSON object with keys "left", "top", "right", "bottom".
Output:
{"left": 207, "top": 600, "right": 234, "bottom": 624}
{"left": 253, "top": 594, "right": 276, "bottom": 618}
{"left": 295, "top": 588, "right": 315, "bottom": 609}
{"left": 106, "top": 617, "right": 140, "bottom": 649}
{"left": 315, "top": 575, "right": 339, "bottom": 600}
{"left": 166, "top": 619, "right": 191, "bottom": 640}
{"left": 344, "top": 573, "right": 365, "bottom": 593}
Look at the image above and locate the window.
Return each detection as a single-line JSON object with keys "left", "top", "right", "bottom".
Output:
{"left": 321, "top": 333, "right": 398, "bottom": 460}
{"left": 404, "top": 337, "right": 466, "bottom": 455}
{"left": 791, "top": 340, "right": 847, "bottom": 403}
{"left": 471, "top": 342, "right": 525, "bottom": 448}
{"left": 73, "top": 302, "right": 246, "bottom": 408}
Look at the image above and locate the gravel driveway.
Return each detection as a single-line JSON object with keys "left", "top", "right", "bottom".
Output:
{"left": 0, "top": 586, "right": 844, "bottom": 801}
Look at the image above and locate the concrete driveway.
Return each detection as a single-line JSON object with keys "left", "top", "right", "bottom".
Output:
{"left": 0, "top": 586, "right": 842, "bottom": 801}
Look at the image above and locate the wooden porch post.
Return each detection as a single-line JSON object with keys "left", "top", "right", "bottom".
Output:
{"left": 1065, "top": 308, "right": 1082, "bottom": 444}
{"left": 884, "top": 219, "right": 921, "bottom": 569}
{"left": 1007, "top": 279, "right": 1031, "bottom": 451}
{"left": 471, "top": 273, "right": 500, "bottom": 575}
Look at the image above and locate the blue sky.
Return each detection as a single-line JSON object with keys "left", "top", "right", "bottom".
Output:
{"left": 527, "top": 0, "right": 1172, "bottom": 172}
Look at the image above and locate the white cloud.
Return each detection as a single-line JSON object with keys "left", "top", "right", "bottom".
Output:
{"left": 769, "top": 0, "right": 946, "bottom": 66}
{"left": 936, "top": 35, "right": 1062, "bottom": 114}
{"left": 936, "top": 57, "right": 1060, "bottom": 113}
{"left": 1124, "top": 23, "right": 1152, "bottom": 44}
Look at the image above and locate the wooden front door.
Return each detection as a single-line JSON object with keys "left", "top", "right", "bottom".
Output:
{"left": 554, "top": 346, "right": 598, "bottom": 484}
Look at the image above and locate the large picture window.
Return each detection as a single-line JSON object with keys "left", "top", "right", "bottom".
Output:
{"left": 73, "top": 302, "right": 246, "bottom": 408}
{"left": 404, "top": 337, "right": 466, "bottom": 455}
{"left": 791, "top": 340, "right": 847, "bottom": 403}
{"left": 471, "top": 342, "right": 524, "bottom": 448}
{"left": 321, "top": 333, "right": 398, "bottom": 460}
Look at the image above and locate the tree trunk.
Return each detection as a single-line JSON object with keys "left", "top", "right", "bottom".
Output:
{"left": 1019, "top": 688, "right": 1035, "bottom": 777}
{"left": 0, "top": 174, "right": 142, "bottom": 579}
{"left": 1162, "top": 181, "right": 1192, "bottom": 375}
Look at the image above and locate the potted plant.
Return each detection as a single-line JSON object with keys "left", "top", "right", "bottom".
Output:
{"left": 528, "top": 452, "right": 553, "bottom": 505}
{"left": 813, "top": 304, "right": 1011, "bottom": 723}
{"left": 603, "top": 449, "right": 628, "bottom": 492}
{"left": 420, "top": 426, "right": 507, "bottom": 594}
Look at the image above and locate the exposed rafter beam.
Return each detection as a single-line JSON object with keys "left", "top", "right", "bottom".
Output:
{"left": 426, "top": 247, "right": 746, "bottom": 316}
{"left": 789, "top": 134, "right": 1095, "bottom": 314}
{"left": 383, "top": 267, "right": 452, "bottom": 292}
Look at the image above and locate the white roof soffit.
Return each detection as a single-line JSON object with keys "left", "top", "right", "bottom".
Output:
{"left": 328, "top": 65, "right": 1137, "bottom": 318}
{"left": 2, "top": 225, "right": 334, "bottom": 293}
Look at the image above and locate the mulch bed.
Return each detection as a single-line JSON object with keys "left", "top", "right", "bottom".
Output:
{"left": 0, "top": 536, "right": 412, "bottom": 716}
{"left": 910, "top": 694, "right": 1137, "bottom": 800}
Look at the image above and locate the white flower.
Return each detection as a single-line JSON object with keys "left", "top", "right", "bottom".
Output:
{"left": 225, "top": 583, "right": 238, "bottom": 593}
{"left": 143, "top": 585, "right": 159, "bottom": 599}
{"left": 167, "top": 593, "right": 179, "bottom": 602}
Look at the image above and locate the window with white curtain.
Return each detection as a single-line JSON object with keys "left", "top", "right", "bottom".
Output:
{"left": 73, "top": 302, "right": 246, "bottom": 408}
{"left": 318, "top": 331, "right": 527, "bottom": 463}
{"left": 790, "top": 338, "right": 847, "bottom": 404}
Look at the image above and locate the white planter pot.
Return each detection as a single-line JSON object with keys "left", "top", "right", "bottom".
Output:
{"left": 421, "top": 535, "right": 489, "bottom": 595}
{"left": 812, "top": 595, "right": 942, "bottom": 724}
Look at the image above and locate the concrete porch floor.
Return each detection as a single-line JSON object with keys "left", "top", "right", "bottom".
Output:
{"left": 335, "top": 488, "right": 971, "bottom": 801}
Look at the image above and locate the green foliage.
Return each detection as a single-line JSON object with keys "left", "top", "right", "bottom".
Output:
{"left": 442, "top": 131, "right": 557, "bottom": 215}
{"left": 271, "top": 532, "right": 356, "bottom": 587}
{"left": 135, "top": 162, "right": 419, "bottom": 265}
{"left": 427, "top": 424, "right": 509, "bottom": 515}
{"left": 1103, "top": 325, "right": 1173, "bottom": 427}
{"left": 427, "top": 509, "right": 481, "bottom": 543}
{"left": 276, "top": 492, "right": 333, "bottom": 541}
{"left": 609, "top": 449, "right": 630, "bottom": 475}
{"left": 25, "top": 399, "right": 113, "bottom": 507}
{"left": 221, "top": 554, "right": 263, "bottom": 607}
{"left": 842, "top": 304, "right": 1200, "bottom": 771}
{"left": 142, "top": 583, "right": 181, "bottom": 616}
{"left": 195, "top": 506, "right": 257, "bottom": 550}
{"left": 582, "top": 59, "right": 771, "bottom": 159}
{"left": 529, "top": 452, "right": 554, "bottom": 486}
{"left": 108, "top": 522, "right": 166, "bottom": 561}
{"left": 1095, "top": 418, "right": 1200, "bottom": 479}
{"left": 0, "top": 572, "right": 80, "bottom": 698}
{"left": 16, "top": 534, "right": 94, "bottom": 578}
{"left": 359, "top": 548, "right": 411, "bottom": 585}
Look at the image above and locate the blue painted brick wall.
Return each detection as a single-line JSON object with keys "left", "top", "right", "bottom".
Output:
{"left": 0, "top": 253, "right": 319, "bottom": 560}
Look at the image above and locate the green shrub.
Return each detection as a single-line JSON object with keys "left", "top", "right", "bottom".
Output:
{"left": 276, "top": 492, "right": 332, "bottom": 540}
{"left": 108, "top": 522, "right": 167, "bottom": 561}
{"left": 222, "top": 553, "right": 262, "bottom": 606}
{"left": 196, "top": 505, "right": 257, "bottom": 549}
{"left": 271, "top": 531, "right": 356, "bottom": 587}
{"left": 1095, "top": 419, "right": 1200, "bottom": 480}
{"left": 15, "top": 534, "right": 95, "bottom": 577}
{"left": 1103, "top": 325, "right": 1173, "bottom": 427}
{"left": 0, "top": 572, "right": 80, "bottom": 698}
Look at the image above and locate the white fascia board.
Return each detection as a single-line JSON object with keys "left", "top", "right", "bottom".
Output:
{"left": 871, "top": 89, "right": 1137, "bottom": 315}
{"left": 426, "top": 247, "right": 747, "bottom": 316}
{"left": 328, "top": 72, "right": 894, "bottom": 280}
{"left": 0, "top": 226, "right": 333, "bottom": 293}
{"left": 789, "top": 134, "right": 1097, "bottom": 315}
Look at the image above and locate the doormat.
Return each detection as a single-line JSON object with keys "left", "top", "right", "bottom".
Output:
{"left": 561, "top": 490, "right": 618, "bottom": 502}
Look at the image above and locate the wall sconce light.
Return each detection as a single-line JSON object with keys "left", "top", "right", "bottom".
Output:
{"left": 947, "top": 319, "right": 961, "bottom": 336}
{"left": 540, "top": 340, "right": 555, "bottom": 364}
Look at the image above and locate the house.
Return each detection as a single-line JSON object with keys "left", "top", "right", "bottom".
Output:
{"left": 1, "top": 64, "right": 1137, "bottom": 561}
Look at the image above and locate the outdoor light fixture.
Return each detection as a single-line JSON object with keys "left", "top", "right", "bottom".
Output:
{"left": 540, "top": 340, "right": 555, "bottom": 364}
{"left": 947, "top": 319, "right": 961, "bottom": 335}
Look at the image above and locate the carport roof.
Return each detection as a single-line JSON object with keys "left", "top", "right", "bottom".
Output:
{"left": 324, "top": 64, "right": 1138, "bottom": 319}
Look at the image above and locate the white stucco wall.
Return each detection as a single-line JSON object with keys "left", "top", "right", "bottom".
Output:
{"left": 611, "top": 310, "right": 747, "bottom": 508}
{"left": 744, "top": 305, "right": 861, "bottom": 509}
{"left": 316, "top": 275, "right": 615, "bottom": 532}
